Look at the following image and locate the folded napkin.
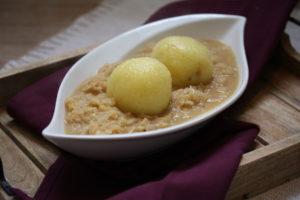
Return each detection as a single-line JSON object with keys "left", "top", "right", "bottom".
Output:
{"left": 4, "top": 0, "right": 296, "bottom": 200}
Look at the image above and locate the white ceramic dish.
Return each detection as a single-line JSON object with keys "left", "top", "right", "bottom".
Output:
{"left": 42, "top": 14, "right": 248, "bottom": 160}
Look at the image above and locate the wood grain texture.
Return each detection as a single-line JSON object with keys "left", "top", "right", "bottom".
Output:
{"left": 226, "top": 134, "right": 300, "bottom": 200}
{"left": 0, "top": 0, "right": 100, "bottom": 67}
{"left": 0, "top": 37, "right": 299, "bottom": 200}
{"left": 268, "top": 66, "right": 300, "bottom": 111}
{"left": 236, "top": 84, "right": 299, "bottom": 144}
{"left": 0, "top": 109, "right": 59, "bottom": 172}
{"left": 0, "top": 1, "right": 298, "bottom": 199}
{"left": 0, "top": 45, "right": 95, "bottom": 107}
{"left": 0, "top": 128, "right": 44, "bottom": 198}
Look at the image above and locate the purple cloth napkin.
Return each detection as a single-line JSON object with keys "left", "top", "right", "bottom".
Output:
{"left": 10, "top": 118, "right": 258, "bottom": 200}
{"left": 5, "top": 0, "right": 296, "bottom": 199}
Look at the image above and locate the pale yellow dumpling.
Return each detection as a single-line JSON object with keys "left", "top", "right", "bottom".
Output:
{"left": 153, "top": 36, "right": 213, "bottom": 87}
{"left": 107, "top": 57, "right": 172, "bottom": 115}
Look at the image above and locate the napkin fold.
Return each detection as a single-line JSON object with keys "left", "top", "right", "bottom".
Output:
{"left": 4, "top": 0, "right": 297, "bottom": 199}
{"left": 10, "top": 118, "right": 258, "bottom": 200}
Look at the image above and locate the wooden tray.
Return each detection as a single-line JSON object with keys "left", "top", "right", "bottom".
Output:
{"left": 0, "top": 37, "right": 299, "bottom": 200}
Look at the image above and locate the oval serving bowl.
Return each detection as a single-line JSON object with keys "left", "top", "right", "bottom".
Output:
{"left": 42, "top": 14, "right": 248, "bottom": 160}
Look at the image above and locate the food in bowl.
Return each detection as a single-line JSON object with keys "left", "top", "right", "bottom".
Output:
{"left": 43, "top": 14, "right": 247, "bottom": 160}
{"left": 153, "top": 36, "right": 213, "bottom": 86}
{"left": 64, "top": 37, "right": 238, "bottom": 135}
{"left": 107, "top": 57, "right": 172, "bottom": 115}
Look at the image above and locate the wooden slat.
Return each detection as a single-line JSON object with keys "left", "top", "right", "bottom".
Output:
{"left": 236, "top": 84, "right": 299, "bottom": 144}
{"left": 268, "top": 66, "right": 300, "bottom": 111}
{"left": 252, "top": 139, "right": 265, "bottom": 149}
{"left": 0, "top": 128, "right": 44, "bottom": 198}
{"left": 0, "top": 45, "right": 95, "bottom": 107}
{"left": 0, "top": 109, "right": 59, "bottom": 172}
{"left": 226, "top": 134, "right": 300, "bottom": 200}
{"left": 0, "top": 34, "right": 298, "bottom": 200}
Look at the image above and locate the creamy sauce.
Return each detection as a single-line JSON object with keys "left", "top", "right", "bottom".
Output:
{"left": 65, "top": 40, "right": 238, "bottom": 135}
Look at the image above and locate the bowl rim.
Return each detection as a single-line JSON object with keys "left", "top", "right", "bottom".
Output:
{"left": 42, "top": 13, "right": 248, "bottom": 141}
